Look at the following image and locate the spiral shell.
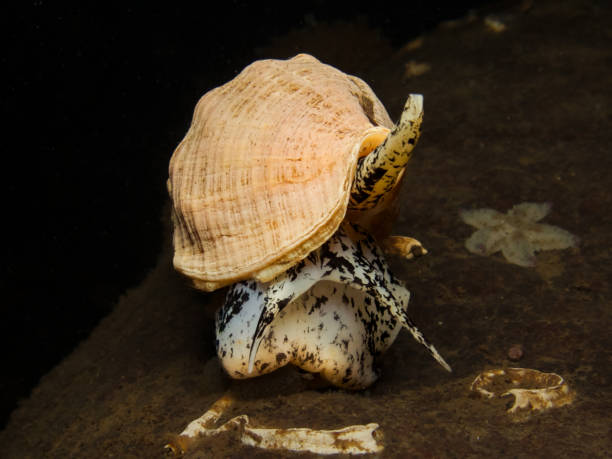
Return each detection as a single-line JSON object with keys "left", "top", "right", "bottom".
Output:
{"left": 168, "top": 54, "right": 392, "bottom": 291}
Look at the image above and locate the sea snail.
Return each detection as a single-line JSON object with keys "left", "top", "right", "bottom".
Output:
{"left": 168, "top": 54, "right": 450, "bottom": 389}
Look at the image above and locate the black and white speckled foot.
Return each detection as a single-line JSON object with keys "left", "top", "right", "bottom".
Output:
{"left": 215, "top": 221, "right": 450, "bottom": 388}
{"left": 216, "top": 279, "right": 398, "bottom": 388}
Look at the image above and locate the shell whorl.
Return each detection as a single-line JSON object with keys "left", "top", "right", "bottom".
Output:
{"left": 168, "top": 54, "right": 394, "bottom": 291}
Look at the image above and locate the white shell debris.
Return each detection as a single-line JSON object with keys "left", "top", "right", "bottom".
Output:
{"left": 241, "top": 420, "right": 383, "bottom": 455}
{"left": 470, "top": 368, "right": 575, "bottom": 417}
{"left": 460, "top": 202, "right": 579, "bottom": 267}
{"left": 165, "top": 395, "right": 384, "bottom": 455}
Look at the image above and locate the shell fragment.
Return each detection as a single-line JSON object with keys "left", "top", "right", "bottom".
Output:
{"left": 470, "top": 368, "right": 575, "bottom": 418}
{"left": 165, "top": 395, "right": 384, "bottom": 455}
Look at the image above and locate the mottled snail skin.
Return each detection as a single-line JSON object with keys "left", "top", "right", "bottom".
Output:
{"left": 215, "top": 222, "right": 451, "bottom": 389}
{"left": 345, "top": 95, "right": 424, "bottom": 243}
{"left": 349, "top": 95, "right": 423, "bottom": 211}
{"left": 216, "top": 281, "right": 398, "bottom": 389}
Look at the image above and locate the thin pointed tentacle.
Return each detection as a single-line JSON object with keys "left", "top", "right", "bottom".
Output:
{"left": 397, "top": 310, "right": 452, "bottom": 372}
{"left": 339, "top": 225, "right": 451, "bottom": 372}
{"left": 247, "top": 221, "right": 450, "bottom": 375}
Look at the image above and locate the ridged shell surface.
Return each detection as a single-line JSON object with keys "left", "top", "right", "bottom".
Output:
{"left": 169, "top": 54, "right": 392, "bottom": 291}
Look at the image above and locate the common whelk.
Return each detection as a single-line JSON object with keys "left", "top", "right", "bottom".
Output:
{"left": 168, "top": 53, "right": 450, "bottom": 389}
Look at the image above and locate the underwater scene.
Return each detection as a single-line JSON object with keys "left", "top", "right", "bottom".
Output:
{"left": 2, "top": 1, "right": 610, "bottom": 457}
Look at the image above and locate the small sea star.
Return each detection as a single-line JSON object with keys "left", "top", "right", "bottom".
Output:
{"left": 459, "top": 202, "right": 579, "bottom": 267}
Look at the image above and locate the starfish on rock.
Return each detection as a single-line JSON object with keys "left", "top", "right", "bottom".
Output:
{"left": 459, "top": 202, "right": 579, "bottom": 267}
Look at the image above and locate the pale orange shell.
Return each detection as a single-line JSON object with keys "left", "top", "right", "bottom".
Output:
{"left": 168, "top": 54, "right": 392, "bottom": 291}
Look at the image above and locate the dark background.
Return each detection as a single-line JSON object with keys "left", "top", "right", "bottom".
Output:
{"left": 2, "top": 1, "right": 492, "bottom": 428}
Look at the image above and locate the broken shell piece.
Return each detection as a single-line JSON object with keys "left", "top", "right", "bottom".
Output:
{"left": 470, "top": 368, "right": 575, "bottom": 417}
{"left": 241, "top": 420, "right": 383, "bottom": 455}
{"left": 484, "top": 15, "right": 507, "bottom": 33}
{"left": 166, "top": 395, "right": 384, "bottom": 455}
